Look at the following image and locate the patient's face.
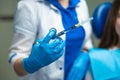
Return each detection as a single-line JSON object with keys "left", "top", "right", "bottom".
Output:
{"left": 115, "top": 9, "right": 120, "bottom": 37}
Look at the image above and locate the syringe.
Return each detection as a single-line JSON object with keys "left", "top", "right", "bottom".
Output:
{"left": 54, "top": 17, "right": 93, "bottom": 38}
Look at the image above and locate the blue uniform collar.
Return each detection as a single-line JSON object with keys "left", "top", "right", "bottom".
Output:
{"left": 69, "top": 0, "right": 80, "bottom": 8}
{"left": 47, "top": 0, "right": 80, "bottom": 10}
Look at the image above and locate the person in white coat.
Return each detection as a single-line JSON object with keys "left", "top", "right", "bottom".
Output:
{"left": 8, "top": 0, "right": 92, "bottom": 80}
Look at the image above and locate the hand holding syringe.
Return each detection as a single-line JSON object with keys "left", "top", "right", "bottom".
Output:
{"left": 53, "top": 17, "right": 93, "bottom": 38}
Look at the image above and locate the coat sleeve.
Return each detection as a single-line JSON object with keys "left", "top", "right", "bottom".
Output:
{"left": 8, "top": 0, "right": 38, "bottom": 67}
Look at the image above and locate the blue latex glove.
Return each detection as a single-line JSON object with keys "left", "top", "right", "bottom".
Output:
{"left": 22, "top": 28, "right": 65, "bottom": 73}
{"left": 67, "top": 52, "right": 90, "bottom": 80}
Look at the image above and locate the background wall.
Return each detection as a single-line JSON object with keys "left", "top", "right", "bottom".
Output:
{"left": 0, "top": 0, "right": 112, "bottom": 80}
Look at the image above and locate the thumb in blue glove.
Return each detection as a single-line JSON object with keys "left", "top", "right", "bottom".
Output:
{"left": 22, "top": 28, "right": 65, "bottom": 73}
{"left": 67, "top": 52, "right": 90, "bottom": 80}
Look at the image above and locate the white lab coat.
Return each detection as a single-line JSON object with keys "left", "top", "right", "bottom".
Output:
{"left": 9, "top": 0, "right": 93, "bottom": 80}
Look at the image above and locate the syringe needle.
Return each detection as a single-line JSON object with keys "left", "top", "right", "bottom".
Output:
{"left": 72, "top": 17, "right": 94, "bottom": 29}
{"left": 55, "top": 17, "right": 93, "bottom": 38}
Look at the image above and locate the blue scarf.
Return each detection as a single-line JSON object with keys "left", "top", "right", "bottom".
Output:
{"left": 47, "top": 0, "right": 85, "bottom": 79}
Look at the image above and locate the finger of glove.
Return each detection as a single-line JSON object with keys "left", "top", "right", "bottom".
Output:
{"left": 53, "top": 49, "right": 64, "bottom": 61}
{"left": 43, "top": 28, "right": 56, "bottom": 43}
{"left": 53, "top": 41, "right": 65, "bottom": 54}
{"left": 49, "top": 37, "right": 63, "bottom": 48}
{"left": 36, "top": 38, "right": 43, "bottom": 43}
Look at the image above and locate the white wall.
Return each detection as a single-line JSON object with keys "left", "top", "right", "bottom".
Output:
{"left": 0, "top": 0, "right": 112, "bottom": 80}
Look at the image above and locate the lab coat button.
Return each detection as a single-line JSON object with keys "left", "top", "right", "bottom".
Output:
{"left": 59, "top": 67, "right": 62, "bottom": 70}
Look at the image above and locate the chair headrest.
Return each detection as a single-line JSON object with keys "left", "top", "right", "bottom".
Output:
{"left": 92, "top": 2, "right": 112, "bottom": 38}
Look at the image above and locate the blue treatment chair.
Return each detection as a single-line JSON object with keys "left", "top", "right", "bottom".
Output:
{"left": 92, "top": 2, "right": 112, "bottom": 38}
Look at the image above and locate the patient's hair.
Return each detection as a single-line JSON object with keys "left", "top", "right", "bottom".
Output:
{"left": 99, "top": 0, "right": 120, "bottom": 48}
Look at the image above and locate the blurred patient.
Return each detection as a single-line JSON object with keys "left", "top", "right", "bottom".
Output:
{"left": 67, "top": 0, "right": 120, "bottom": 80}
{"left": 89, "top": 0, "right": 120, "bottom": 79}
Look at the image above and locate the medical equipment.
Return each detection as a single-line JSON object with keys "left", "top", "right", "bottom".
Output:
{"left": 54, "top": 17, "right": 93, "bottom": 38}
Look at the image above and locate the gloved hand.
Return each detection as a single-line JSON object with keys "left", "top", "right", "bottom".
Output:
{"left": 67, "top": 52, "right": 90, "bottom": 80}
{"left": 22, "top": 28, "right": 65, "bottom": 73}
